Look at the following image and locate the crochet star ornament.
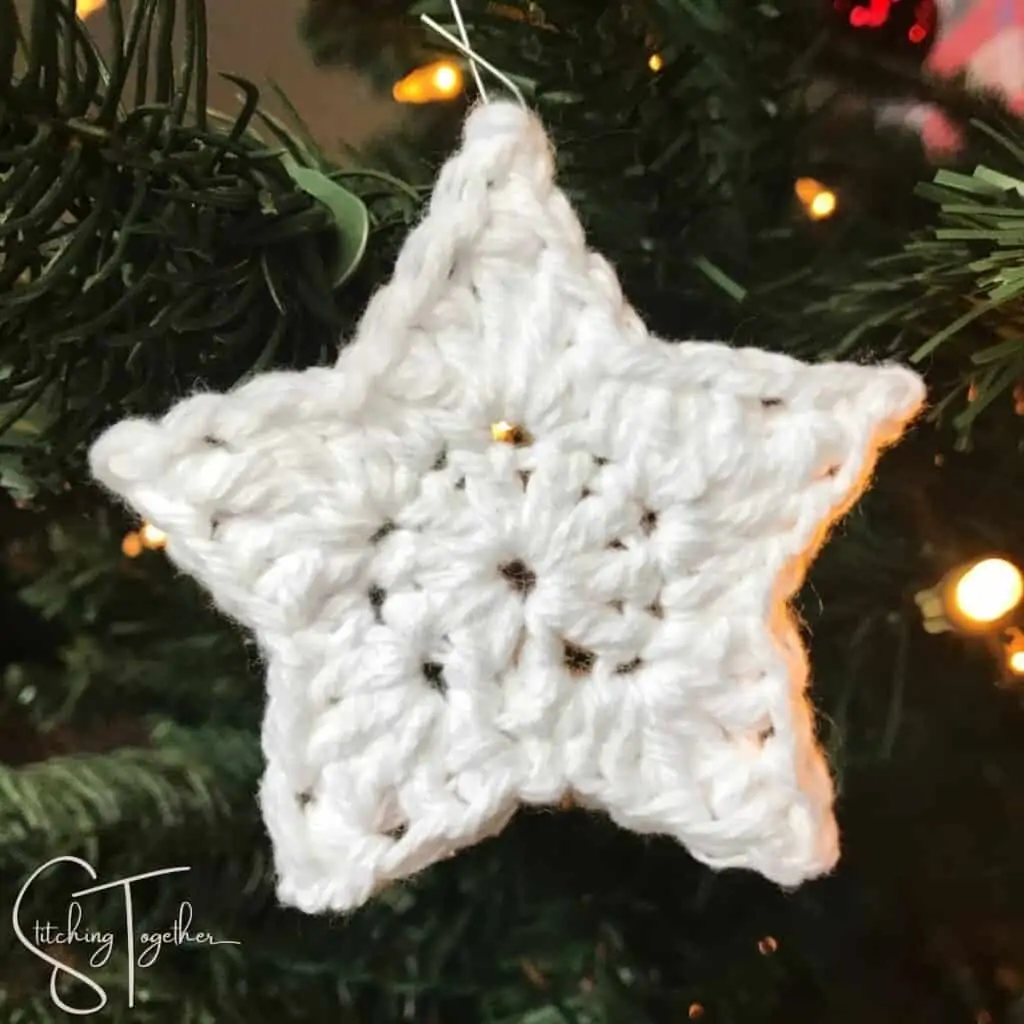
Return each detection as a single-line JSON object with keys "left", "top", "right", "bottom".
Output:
{"left": 90, "top": 102, "right": 925, "bottom": 915}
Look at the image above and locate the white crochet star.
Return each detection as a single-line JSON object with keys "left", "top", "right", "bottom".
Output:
{"left": 90, "top": 101, "right": 925, "bottom": 915}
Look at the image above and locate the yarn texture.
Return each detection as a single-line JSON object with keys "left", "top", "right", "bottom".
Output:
{"left": 90, "top": 101, "right": 926, "bottom": 915}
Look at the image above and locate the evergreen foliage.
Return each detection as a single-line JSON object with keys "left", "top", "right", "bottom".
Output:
{"left": 3, "top": 0, "right": 1024, "bottom": 1020}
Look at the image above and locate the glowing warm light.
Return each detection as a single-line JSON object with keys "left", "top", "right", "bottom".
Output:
{"left": 1004, "top": 629, "right": 1024, "bottom": 676}
{"left": 688, "top": 1004, "right": 705, "bottom": 1020}
{"left": 434, "top": 64, "right": 459, "bottom": 92}
{"left": 809, "top": 191, "right": 837, "bottom": 219}
{"left": 908, "top": 23, "right": 926, "bottom": 43}
{"left": 953, "top": 558, "right": 1023, "bottom": 624}
{"left": 140, "top": 522, "right": 167, "bottom": 549}
{"left": 392, "top": 60, "right": 464, "bottom": 104}
{"left": 795, "top": 177, "right": 837, "bottom": 221}
{"left": 76, "top": 0, "right": 106, "bottom": 17}
{"left": 648, "top": 53, "right": 664, "bottom": 72}
{"left": 848, "top": 0, "right": 892, "bottom": 28}
{"left": 758, "top": 935, "right": 778, "bottom": 955}
{"left": 122, "top": 522, "right": 167, "bottom": 557}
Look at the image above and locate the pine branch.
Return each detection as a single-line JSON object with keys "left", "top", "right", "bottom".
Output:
{"left": 797, "top": 133, "right": 1024, "bottom": 444}
{"left": 2, "top": 508, "right": 255, "bottom": 731}
{"left": 0, "top": 0, "right": 383, "bottom": 501}
{"left": 0, "top": 723, "right": 262, "bottom": 875}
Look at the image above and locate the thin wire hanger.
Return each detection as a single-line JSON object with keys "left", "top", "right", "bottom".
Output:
{"left": 420, "top": 0, "right": 527, "bottom": 107}
{"left": 437, "top": 0, "right": 486, "bottom": 100}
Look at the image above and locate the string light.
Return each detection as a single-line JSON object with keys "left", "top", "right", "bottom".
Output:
{"left": 758, "top": 935, "right": 778, "bottom": 955}
{"left": 688, "top": 1004, "right": 705, "bottom": 1020}
{"left": 836, "top": 0, "right": 934, "bottom": 42}
{"left": 918, "top": 557, "right": 1024, "bottom": 680}
{"left": 916, "top": 556, "right": 1024, "bottom": 634}
{"left": 953, "top": 558, "right": 1023, "bottom": 625}
{"left": 76, "top": 0, "right": 106, "bottom": 17}
{"left": 393, "top": 60, "right": 464, "bottom": 104}
{"left": 847, "top": 0, "right": 891, "bottom": 28}
{"left": 121, "top": 522, "right": 168, "bottom": 557}
{"left": 794, "top": 177, "right": 837, "bottom": 221}
{"left": 648, "top": 53, "right": 664, "bottom": 72}
{"left": 1004, "top": 629, "right": 1024, "bottom": 676}
{"left": 809, "top": 192, "right": 836, "bottom": 220}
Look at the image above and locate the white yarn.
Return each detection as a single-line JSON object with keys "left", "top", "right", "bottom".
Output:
{"left": 89, "top": 101, "right": 926, "bottom": 915}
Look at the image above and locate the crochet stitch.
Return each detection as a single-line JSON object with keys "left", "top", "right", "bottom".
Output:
{"left": 90, "top": 101, "right": 926, "bottom": 915}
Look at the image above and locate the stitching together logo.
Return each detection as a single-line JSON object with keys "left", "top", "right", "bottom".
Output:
{"left": 12, "top": 856, "right": 240, "bottom": 1015}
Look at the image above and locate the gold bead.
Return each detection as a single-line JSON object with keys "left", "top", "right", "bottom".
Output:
{"left": 490, "top": 420, "right": 532, "bottom": 446}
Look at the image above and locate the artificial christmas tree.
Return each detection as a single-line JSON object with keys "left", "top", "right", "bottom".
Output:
{"left": 3, "top": 0, "right": 1024, "bottom": 1021}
